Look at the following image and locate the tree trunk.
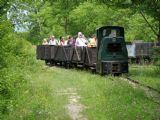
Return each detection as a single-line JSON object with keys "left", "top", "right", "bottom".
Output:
{"left": 140, "top": 11, "right": 158, "bottom": 39}
{"left": 64, "top": 16, "right": 68, "bottom": 35}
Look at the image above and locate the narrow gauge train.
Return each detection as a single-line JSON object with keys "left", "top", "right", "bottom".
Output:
{"left": 36, "top": 26, "right": 128, "bottom": 75}
{"left": 126, "top": 41, "right": 160, "bottom": 63}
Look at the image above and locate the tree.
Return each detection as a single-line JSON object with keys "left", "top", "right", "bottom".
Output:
{"left": 0, "top": 0, "right": 10, "bottom": 17}
{"left": 131, "top": 0, "right": 160, "bottom": 41}
{"left": 7, "top": 0, "right": 157, "bottom": 43}
{"left": 69, "top": 2, "right": 126, "bottom": 35}
{"left": 98, "top": 0, "right": 160, "bottom": 41}
{"left": 21, "top": 0, "right": 85, "bottom": 43}
{"left": 7, "top": 1, "right": 31, "bottom": 32}
{"left": 126, "top": 13, "right": 156, "bottom": 41}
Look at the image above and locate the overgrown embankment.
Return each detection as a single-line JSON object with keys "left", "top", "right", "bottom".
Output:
{"left": 0, "top": 21, "right": 43, "bottom": 119}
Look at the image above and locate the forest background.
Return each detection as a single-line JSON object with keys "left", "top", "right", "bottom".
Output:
{"left": 1, "top": 0, "right": 160, "bottom": 119}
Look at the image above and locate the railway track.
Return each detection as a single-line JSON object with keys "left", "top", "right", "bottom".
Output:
{"left": 124, "top": 77, "right": 160, "bottom": 94}
{"left": 120, "top": 76, "right": 160, "bottom": 105}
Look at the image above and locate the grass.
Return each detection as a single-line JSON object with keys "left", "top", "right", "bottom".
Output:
{"left": 4, "top": 65, "right": 71, "bottom": 120}
{"left": 4, "top": 62, "right": 160, "bottom": 120}
{"left": 71, "top": 71, "right": 159, "bottom": 120}
{"left": 129, "top": 64, "right": 160, "bottom": 91}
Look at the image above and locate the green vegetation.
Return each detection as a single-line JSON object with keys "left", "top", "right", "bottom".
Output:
{"left": 129, "top": 64, "right": 160, "bottom": 91}
{"left": 2, "top": 65, "right": 159, "bottom": 120}
{"left": 99, "top": 0, "right": 160, "bottom": 41}
{"left": 0, "top": 20, "right": 41, "bottom": 118}
{"left": 152, "top": 47, "right": 160, "bottom": 74}
{"left": 1, "top": 0, "right": 160, "bottom": 119}
{"left": 128, "top": 46, "right": 160, "bottom": 91}
{"left": 3, "top": 66, "right": 71, "bottom": 120}
{"left": 8, "top": 0, "right": 157, "bottom": 43}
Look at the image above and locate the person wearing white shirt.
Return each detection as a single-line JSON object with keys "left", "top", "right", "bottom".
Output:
{"left": 75, "top": 32, "right": 87, "bottom": 46}
{"left": 48, "top": 35, "right": 57, "bottom": 45}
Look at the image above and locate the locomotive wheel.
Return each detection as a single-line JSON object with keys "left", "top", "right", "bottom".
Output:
{"left": 50, "top": 61, "right": 55, "bottom": 66}
{"left": 64, "top": 62, "right": 70, "bottom": 69}
{"left": 113, "top": 73, "right": 121, "bottom": 76}
{"left": 45, "top": 60, "right": 50, "bottom": 66}
{"left": 90, "top": 67, "right": 96, "bottom": 74}
{"left": 66, "top": 63, "right": 71, "bottom": 69}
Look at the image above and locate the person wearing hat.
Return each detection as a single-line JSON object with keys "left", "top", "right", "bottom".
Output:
{"left": 75, "top": 32, "right": 87, "bottom": 46}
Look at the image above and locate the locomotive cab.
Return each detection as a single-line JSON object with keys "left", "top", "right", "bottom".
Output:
{"left": 96, "top": 26, "right": 128, "bottom": 74}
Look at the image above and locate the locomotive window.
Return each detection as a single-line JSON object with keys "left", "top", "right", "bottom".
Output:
{"left": 103, "top": 29, "right": 121, "bottom": 37}
{"left": 103, "top": 29, "right": 111, "bottom": 37}
{"left": 107, "top": 43, "right": 122, "bottom": 52}
{"left": 109, "top": 30, "right": 117, "bottom": 37}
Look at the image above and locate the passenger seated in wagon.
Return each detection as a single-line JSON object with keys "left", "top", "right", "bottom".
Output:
{"left": 67, "top": 35, "right": 76, "bottom": 46}
{"left": 88, "top": 34, "right": 97, "bottom": 47}
{"left": 48, "top": 35, "right": 57, "bottom": 45}
{"left": 75, "top": 32, "right": 87, "bottom": 46}
{"left": 42, "top": 38, "right": 48, "bottom": 45}
{"left": 59, "top": 36, "right": 67, "bottom": 46}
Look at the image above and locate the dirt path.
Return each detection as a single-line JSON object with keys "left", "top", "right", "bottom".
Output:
{"left": 57, "top": 88, "right": 87, "bottom": 120}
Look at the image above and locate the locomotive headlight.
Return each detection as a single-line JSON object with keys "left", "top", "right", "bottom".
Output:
{"left": 103, "top": 63, "right": 108, "bottom": 72}
{"left": 105, "top": 64, "right": 108, "bottom": 68}
{"left": 113, "top": 53, "right": 116, "bottom": 55}
{"left": 112, "top": 38, "right": 116, "bottom": 42}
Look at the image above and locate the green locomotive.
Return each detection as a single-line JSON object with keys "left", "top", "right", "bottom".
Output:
{"left": 96, "top": 26, "right": 128, "bottom": 74}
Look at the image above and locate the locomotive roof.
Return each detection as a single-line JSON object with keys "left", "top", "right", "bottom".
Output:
{"left": 96, "top": 26, "right": 124, "bottom": 30}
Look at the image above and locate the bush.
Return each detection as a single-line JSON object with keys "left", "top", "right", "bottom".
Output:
{"left": 0, "top": 26, "right": 39, "bottom": 118}
{"left": 151, "top": 46, "right": 160, "bottom": 73}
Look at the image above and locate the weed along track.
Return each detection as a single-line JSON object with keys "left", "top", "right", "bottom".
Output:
{"left": 125, "top": 77, "right": 160, "bottom": 94}
{"left": 120, "top": 77, "right": 160, "bottom": 105}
